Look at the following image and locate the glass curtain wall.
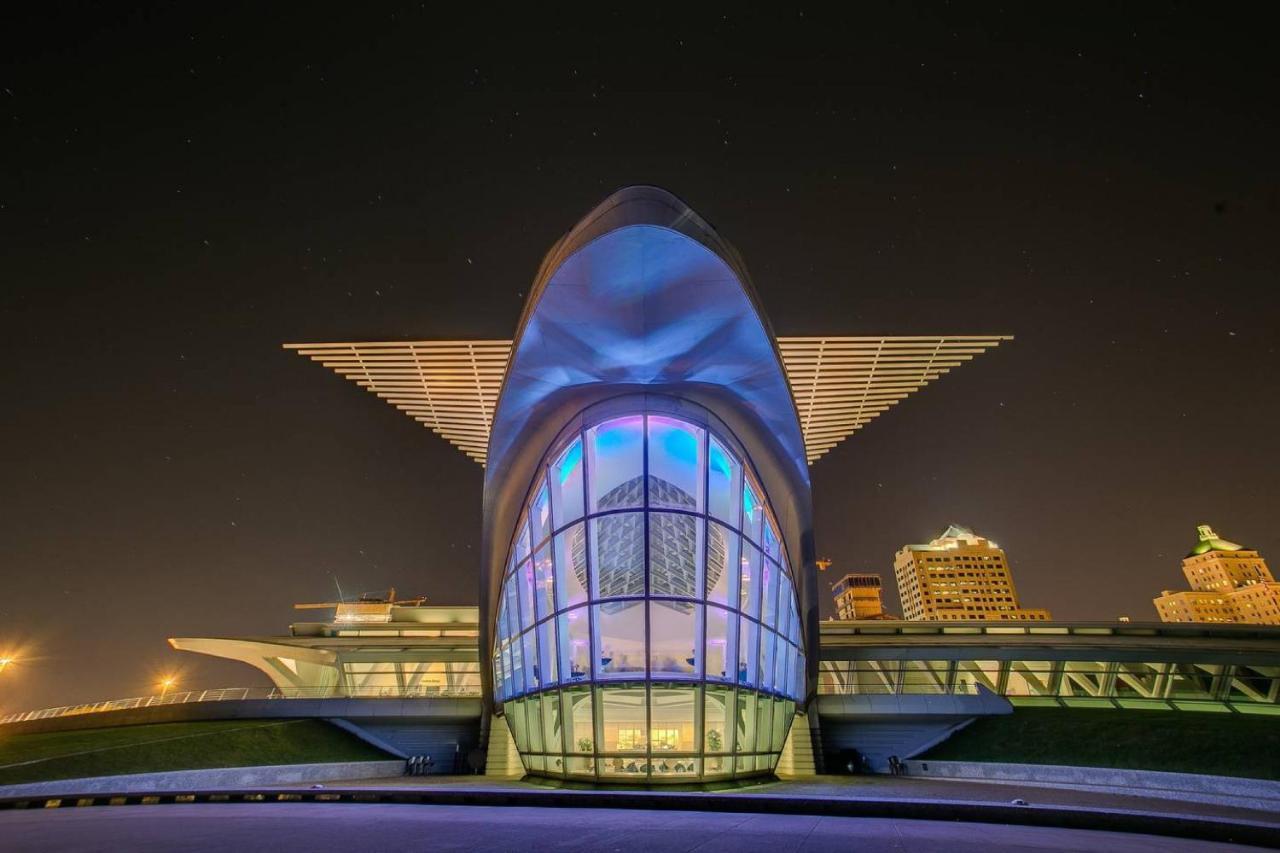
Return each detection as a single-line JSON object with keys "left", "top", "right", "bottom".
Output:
{"left": 494, "top": 412, "right": 805, "bottom": 781}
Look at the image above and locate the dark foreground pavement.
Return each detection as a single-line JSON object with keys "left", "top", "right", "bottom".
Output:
{"left": 0, "top": 803, "right": 1270, "bottom": 853}
{"left": 325, "top": 773, "right": 1278, "bottom": 825}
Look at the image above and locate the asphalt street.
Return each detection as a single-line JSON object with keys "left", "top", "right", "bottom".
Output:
{"left": 0, "top": 804, "right": 1268, "bottom": 853}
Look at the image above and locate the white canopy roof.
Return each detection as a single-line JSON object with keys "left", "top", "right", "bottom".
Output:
{"left": 284, "top": 334, "right": 1010, "bottom": 465}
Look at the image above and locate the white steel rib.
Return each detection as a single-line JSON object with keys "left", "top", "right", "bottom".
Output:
{"left": 285, "top": 335, "right": 1011, "bottom": 466}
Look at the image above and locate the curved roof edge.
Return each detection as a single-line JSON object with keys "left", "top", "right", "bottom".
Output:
{"left": 487, "top": 185, "right": 808, "bottom": 485}
{"left": 520, "top": 185, "right": 757, "bottom": 334}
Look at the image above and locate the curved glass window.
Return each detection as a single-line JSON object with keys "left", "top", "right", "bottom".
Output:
{"left": 493, "top": 411, "right": 805, "bottom": 781}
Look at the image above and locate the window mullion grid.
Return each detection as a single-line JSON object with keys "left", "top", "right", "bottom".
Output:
{"left": 642, "top": 413, "right": 652, "bottom": 775}
{"left": 698, "top": 431, "right": 711, "bottom": 666}
{"left": 496, "top": 519, "right": 522, "bottom": 702}
{"left": 527, "top": 471, "right": 547, "bottom": 696}
{"left": 730, "top": 442, "right": 745, "bottom": 734}
{"left": 512, "top": 507, "right": 532, "bottom": 696}
{"left": 504, "top": 413, "right": 803, "bottom": 777}
{"left": 697, "top": 424, "right": 713, "bottom": 773}
{"left": 546, "top": 480, "right": 580, "bottom": 767}
{"left": 577, "top": 425, "right": 601, "bottom": 780}
{"left": 542, "top": 468, "right": 558, "bottom": 727}
{"left": 524, "top": 498, "right": 539, "bottom": 702}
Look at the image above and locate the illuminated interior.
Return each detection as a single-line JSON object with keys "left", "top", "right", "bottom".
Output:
{"left": 493, "top": 410, "right": 804, "bottom": 780}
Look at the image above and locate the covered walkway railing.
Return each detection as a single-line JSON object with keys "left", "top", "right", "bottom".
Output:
{"left": 0, "top": 685, "right": 481, "bottom": 726}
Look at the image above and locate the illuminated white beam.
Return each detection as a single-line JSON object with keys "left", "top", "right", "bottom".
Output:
{"left": 285, "top": 334, "right": 1010, "bottom": 466}
{"left": 777, "top": 336, "right": 1012, "bottom": 462}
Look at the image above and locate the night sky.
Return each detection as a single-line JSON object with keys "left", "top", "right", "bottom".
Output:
{"left": 2, "top": 5, "right": 1277, "bottom": 711}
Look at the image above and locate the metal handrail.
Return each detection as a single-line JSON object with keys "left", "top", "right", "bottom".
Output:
{"left": 0, "top": 685, "right": 482, "bottom": 725}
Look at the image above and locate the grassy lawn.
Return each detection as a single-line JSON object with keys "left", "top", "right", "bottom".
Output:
{"left": 920, "top": 708, "right": 1280, "bottom": 780}
{"left": 0, "top": 719, "right": 393, "bottom": 786}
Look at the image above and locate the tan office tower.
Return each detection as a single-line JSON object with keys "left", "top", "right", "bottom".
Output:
{"left": 1153, "top": 525, "right": 1280, "bottom": 624}
{"left": 831, "top": 572, "right": 894, "bottom": 620}
{"left": 893, "top": 524, "right": 1052, "bottom": 621}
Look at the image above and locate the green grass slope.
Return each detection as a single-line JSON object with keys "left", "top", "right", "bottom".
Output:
{"left": 0, "top": 719, "right": 393, "bottom": 786}
{"left": 920, "top": 708, "right": 1280, "bottom": 780}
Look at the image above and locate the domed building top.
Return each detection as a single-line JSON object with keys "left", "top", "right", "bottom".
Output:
{"left": 1188, "top": 524, "right": 1246, "bottom": 557}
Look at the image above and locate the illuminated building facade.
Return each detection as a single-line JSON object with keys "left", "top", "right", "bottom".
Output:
{"left": 476, "top": 188, "right": 819, "bottom": 782}
{"left": 491, "top": 409, "right": 805, "bottom": 780}
{"left": 281, "top": 186, "right": 1014, "bottom": 781}
{"left": 831, "top": 572, "right": 893, "bottom": 620}
{"left": 894, "top": 524, "right": 1051, "bottom": 622}
{"left": 171, "top": 601, "right": 481, "bottom": 697}
{"left": 1154, "top": 525, "right": 1280, "bottom": 625}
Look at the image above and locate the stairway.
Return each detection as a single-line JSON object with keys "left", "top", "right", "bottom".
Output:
{"left": 339, "top": 718, "right": 478, "bottom": 774}
{"left": 821, "top": 717, "right": 972, "bottom": 772}
{"left": 775, "top": 711, "right": 817, "bottom": 777}
{"left": 815, "top": 688, "right": 1012, "bottom": 772}
{"left": 484, "top": 716, "right": 525, "bottom": 778}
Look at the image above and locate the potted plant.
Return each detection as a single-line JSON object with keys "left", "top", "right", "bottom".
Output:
{"left": 706, "top": 729, "right": 724, "bottom": 771}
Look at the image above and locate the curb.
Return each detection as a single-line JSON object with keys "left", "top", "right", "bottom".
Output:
{"left": 1, "top": 786, "right": 1276, "bottom": 848}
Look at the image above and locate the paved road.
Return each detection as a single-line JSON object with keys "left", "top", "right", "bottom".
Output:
{"left": 0, "top": 804, "right": 1268, "bottom": 852}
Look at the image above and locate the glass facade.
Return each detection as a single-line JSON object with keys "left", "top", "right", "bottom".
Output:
{"left": 493, "top": 412, "right": 805, "bottom": 780}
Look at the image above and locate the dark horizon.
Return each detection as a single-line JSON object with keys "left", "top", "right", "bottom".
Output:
{"left": 2, "top": 5, "right": 1276, "bottom": 711}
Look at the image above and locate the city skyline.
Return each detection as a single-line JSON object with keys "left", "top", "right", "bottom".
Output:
{"left": 2, "top": 6, "right": 1277, "bottom": 712}
{"left": 824, "top": 521, "right": 1280, "bottom": 626}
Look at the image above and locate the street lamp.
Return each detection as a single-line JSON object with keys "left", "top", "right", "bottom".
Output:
{"left": 0, "top": 656, "right": 14, "bottom": 673}
{"left": 158, "top": 676, "right": 177, "bottom": 698}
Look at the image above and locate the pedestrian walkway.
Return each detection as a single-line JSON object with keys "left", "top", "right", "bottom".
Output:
{"left": 6, "top": 771, "right": 1275, "bottom": 847}
{"left": 312, "top": 773, "right": 1278, "bottom": 827}
{"left": 2, "top": 802, "right": 1266, "bottom": 853}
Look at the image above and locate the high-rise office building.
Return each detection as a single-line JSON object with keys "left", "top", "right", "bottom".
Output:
{"left": 830, "top": 573, "right": 894, "bottom": 620}
{"left": 1154, "top": 525, "right": 1280, "bottom": 625}
{"left": 893, "top": 524, "right": 1051, "bottom": 621}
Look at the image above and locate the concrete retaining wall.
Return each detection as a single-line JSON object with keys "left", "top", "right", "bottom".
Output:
{"left": 904, "top": 759, "right": 1280, "bottom": 809}
{"left": 0, "top": 760, "right": 405, "bottom": 798}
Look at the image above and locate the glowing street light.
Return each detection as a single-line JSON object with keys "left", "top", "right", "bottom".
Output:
{"left": 158, "top": 676, "right": 177, "bottom": 697}
{"left": 0, "top": 656, "right": 14, "bottom": 673}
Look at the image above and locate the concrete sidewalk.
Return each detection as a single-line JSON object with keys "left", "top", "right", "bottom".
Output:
{"left": 4, "top": 773, "right": 1276, "bottom": 848}
{"left": 316, "top": 773, "right": 1280, "bottom": 827}
{"left": 1, "top": 803, "right": 1268, "bottom": 853}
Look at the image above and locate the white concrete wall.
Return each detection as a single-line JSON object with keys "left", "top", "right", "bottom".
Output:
{"left": 0, "top": 760, "right": 405, "bottom": 798}
{"left": 904, "top": 759, "right": 1280, "bottom": 809}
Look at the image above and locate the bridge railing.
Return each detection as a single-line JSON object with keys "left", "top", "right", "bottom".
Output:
{"left": 817, "top": 659, "right": 1280, "bottom": 707}
{"left": 0, "top": 685, "right": 482, "bottom": 726}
